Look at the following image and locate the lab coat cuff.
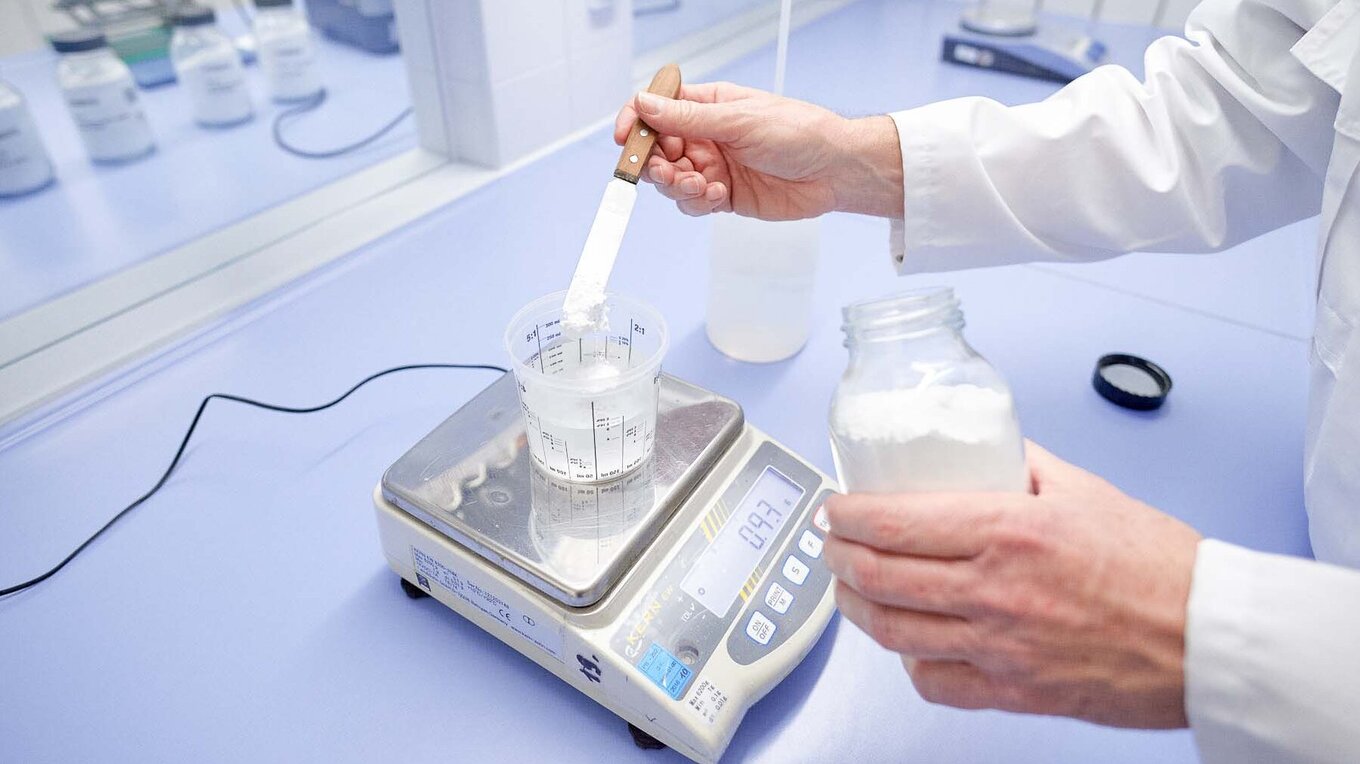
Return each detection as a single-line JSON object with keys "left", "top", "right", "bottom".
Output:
{"left": 1184, "top": 539, "right": 1261, "bottom": 763}
{"left": 888, "top": 101, "right": 1036, "bottom": 275}
{"left": 1185, "top": 538, "right": 1360, "bottom": 763}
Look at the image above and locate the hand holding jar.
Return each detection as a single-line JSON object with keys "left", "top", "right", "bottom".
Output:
{"left": 822, "top": 442, "right": 1201, "bottom": 728}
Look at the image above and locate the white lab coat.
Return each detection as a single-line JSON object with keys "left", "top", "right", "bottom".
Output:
{"left": 887, "top": 0, "right": 1360, "bottom": 759}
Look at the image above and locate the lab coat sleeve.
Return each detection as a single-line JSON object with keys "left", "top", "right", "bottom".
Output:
{"left": 886, "top": 0, "right": 1342, "bottom": 273}
{"left": 1185, "top": 538, "right": 1360, "bottom": 764}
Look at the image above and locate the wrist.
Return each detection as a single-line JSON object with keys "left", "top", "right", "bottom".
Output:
{"left": 828, "top": 115, "right": 905, "bottom": 218}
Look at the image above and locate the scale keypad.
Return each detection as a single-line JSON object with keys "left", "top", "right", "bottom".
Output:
{"left": 745, "top": 612, "right": 777, "bottom": 645}
{"left": 798, "top": 530, "right": 823, "bottom": 559}
{"left": 765, "top": 582, "right": 793, "bottom": 614}
{"left": 813, "top": 506, "right": 830, "bottom": 533}
{"left": 727, "top": 489, "right": 834, "bottom": 665}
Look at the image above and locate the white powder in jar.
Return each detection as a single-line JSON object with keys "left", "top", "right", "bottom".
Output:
{"left": 831, "top": 384, "right": 1028, "bottom": 494}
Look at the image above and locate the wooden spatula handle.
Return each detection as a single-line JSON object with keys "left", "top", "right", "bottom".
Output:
{"left": 614, "top": 64, "right": 682, "bottom": 184}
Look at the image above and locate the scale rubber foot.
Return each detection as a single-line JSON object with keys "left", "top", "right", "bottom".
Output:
{"left": 400, "top": 578, "right": 431, "bottom": 599}
{"left": 628, "top": 723, "right": 666, "bottom": 751}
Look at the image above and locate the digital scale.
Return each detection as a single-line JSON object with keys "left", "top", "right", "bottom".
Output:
{"left": 373, "top": 374, "right": 837, "bottom": 763}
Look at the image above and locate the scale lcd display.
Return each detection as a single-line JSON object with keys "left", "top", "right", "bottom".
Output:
{"left": 681, "top": 466, "right": 805, "bottom": 617}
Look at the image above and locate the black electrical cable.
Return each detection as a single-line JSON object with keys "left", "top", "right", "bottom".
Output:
{"left": 272, "top": 89, "right": 414, "bottom": 160}
{"left": 0, "top": 362, "right": 507, "bottom": 598}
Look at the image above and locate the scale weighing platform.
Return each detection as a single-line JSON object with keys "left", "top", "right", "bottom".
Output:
{"left": 373, "top": 374, "right": 838, "bottom": 763}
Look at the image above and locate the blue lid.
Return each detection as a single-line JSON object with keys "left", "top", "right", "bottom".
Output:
{"left": 49, "top": 29, "right": 108, "bottom": 54}
{"left": 172, "top": 5, "right": 217, "bottom": 26}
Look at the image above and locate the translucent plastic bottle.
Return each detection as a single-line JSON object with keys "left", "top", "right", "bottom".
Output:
{"left": 0, "top": 77, "right": 55, "bottom": 197}
{"left": 961, "top": 0, "right": 1039, "bottom": 35}
{"left": 51, "top": 30, "right": 155, "bottom": 163}
{"left": 829, "top": 288, "right": 1027, "bottom": 493}
{"left": 253, "top": 0, "right": 322, "bottom": 102}
{"left": 170, "top": 5, "right": 253, "bottom": 127}
{"left": 706, "top": 214, "right": 820, "bottom": 363}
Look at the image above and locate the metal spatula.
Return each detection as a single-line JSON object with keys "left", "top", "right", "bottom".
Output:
{"left": 562, "top": 63, "right": 683, "bottom": 334}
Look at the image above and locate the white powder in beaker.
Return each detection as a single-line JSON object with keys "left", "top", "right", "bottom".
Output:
{"left": 562, "top": 286, "right": 607, "bottom": 337}
{"left": 563, "top": 362, "right": 623, "bottom": 384}
{"left": 831, "top": 384, "right": 1028, "bottom": 493}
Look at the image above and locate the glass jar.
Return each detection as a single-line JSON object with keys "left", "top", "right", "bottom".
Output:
{"left": 170, "top": 5, "right": 254, "bottom": 127}
{"left": 0, "top": 77, "right": 55, "bottom": 197}
{"left": 51, "top": 30, "right": 156, "bottom": 163}
{"left": 829, "top": 287, "right": 1027, "bottom": 494}
{"left": 253, "top": 0, "right": 323, "bottom": 103}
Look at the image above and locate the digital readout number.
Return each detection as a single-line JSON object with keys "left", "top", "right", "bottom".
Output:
{"left": 737, "top": 498, "right": 788, "bottom": 551}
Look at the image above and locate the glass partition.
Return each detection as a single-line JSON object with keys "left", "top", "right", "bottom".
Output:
{"left": 633, "top": 0, "right": 774, "bottom": 55}
{"left": 0, "top": 0, "right": 415, "bottom": 322}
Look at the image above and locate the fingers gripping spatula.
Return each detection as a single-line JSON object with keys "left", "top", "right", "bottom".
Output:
{"left": 562, "top": 64, "right": 682, "bottom": 335}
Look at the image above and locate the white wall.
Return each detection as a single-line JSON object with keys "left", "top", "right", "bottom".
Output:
{"left": 0, "top": 0, "right": 52, "bottom": 57}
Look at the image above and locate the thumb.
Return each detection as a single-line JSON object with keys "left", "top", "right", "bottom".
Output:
{"left": 635, "top": 92, "right": 743, "bottom": 142}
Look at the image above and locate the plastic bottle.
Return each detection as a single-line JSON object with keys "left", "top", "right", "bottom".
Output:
{"left": 170, "top": 4, "right": 253, "bottom": 127}
{"left": 0, "top": 77, "right": 55, "bottom": 197}
{"left": 51, "top": 29, "right": 156, "bottom": 163}
{"left": 706, "top": 215, "right": 820, "bottom": 363}
{"left": 253, "top": 0, "right": 323, "bottom": 102}
{"left": 829, "top": 287, "right": 1028, "bottom": 493}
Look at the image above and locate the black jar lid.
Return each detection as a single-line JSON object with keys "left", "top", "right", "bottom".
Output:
{"left": 1093, "top": 354, "right": 1172, "bottom": 410}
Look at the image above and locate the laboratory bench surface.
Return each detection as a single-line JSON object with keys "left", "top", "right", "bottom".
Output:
{"left": 0, "top": 1, "right": 1317, "bottom": 762}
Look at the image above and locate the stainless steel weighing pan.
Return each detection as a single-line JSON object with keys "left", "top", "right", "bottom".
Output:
{"left": 381, "top": 374, "right": 744, "bottom": 607}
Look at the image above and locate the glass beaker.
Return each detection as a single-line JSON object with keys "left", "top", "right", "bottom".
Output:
{"left": 529, "top": 460, "right": 657, "bottom": 581}
{"left": 504, "top": 291, "right": 668, "bottom": 483}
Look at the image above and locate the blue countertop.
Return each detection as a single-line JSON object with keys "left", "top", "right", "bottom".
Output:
{"left": 0, "top": 1, "right": 1315, "bottom": 762}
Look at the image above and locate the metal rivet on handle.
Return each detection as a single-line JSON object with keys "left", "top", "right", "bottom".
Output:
{"left": 629, "top": 154, "right": 639, "bottom": 163}
{"left": 639, "top": 128, "right": 648, "bottom": 137}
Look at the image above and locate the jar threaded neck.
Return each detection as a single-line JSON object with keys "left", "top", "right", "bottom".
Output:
{"left": 842, "top": 287, "right": 964, "bottom": 346}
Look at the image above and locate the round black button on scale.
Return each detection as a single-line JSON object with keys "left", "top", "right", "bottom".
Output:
{"left": 1093, "top": 354, "right": 1172, "bottom": 411}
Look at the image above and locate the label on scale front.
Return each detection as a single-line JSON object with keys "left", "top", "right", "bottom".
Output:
{"left": 411, "top": 546, "right": 565, "bottom": 662}
{"left": 638, "top": 643, "right": 693, "bottom": 699}
{"left": 686, "top": 678, "right": 730, "bottom": 725}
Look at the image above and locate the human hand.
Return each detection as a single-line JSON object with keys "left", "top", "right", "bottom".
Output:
{"left": 822, "top": 441, "right": 1202, "bottom": 728}
{"left": 613, "top": 82, "right": 903, "bottom": 219}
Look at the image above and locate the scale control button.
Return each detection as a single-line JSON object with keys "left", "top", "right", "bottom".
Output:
{"left": 765, "top": 582, "right": 794, "bottom": 614}
{"left": 746, "top": 611, "right": 777, "bottom": 645}
{"left": 783, "top": 555, "right": 809, "bottom": 586}
{"left": 813, "top": 506, "right": 830, "bottom": 533}
{"left": 798, "top": 530, "right": 823, "bottom": 559}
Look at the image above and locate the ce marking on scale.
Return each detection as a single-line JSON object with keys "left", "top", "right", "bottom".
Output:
{"left": 577, "top": 654, "right": 603, "bottom": 684}
{"left": 497, "top": 607, "right": 512, "bottom": 622}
